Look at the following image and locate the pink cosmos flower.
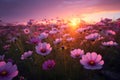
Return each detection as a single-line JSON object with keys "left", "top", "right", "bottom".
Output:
{"left": 33, "top": 32, "right": 39, "bottom": 37}
{"left": 38, "top": 27, "right": 44, "bottom": 31}
{"left": 30, "top": 37, "right": 40, "bottom": 44}
{"left": 66, "top": 37, "right": 74, "bottom": 42}
{"left": 23, "top": 28, "right": 30, "bottom": 34}
{"left": 35, "top": 42, "right": 52, "bottom": 56}
{"left": 49, "top": 28, "right": 58, "bottom": 35}
{"left": 42, "top": 60, "right": 55, "bottom": 70}
{"left": 106, "top": 30, "right": 116, "bottom": 35}
{"left": 85, "top": 33, "right": 100, "bottom": 41}
{"left": 101, "top": 18, "right": 112, "bottom": 23}
{"left": 3, "top": 44, "right": 10, "bottom": 50}
{"left": 27, "top": 19, "right": 35, "bottom": 25}
{"left": 76, "top": 28, "right": 87, "bottom": 33}
{"left": 0, "top": 61, "right": 18, "bottom": 80}
{"left": 70, "top": 49, "right": 84, "bottom": 58}
{"left": 76, "top": 26, "right": 92, "bottom": 33}
{"left": 63, "top": 33, "right": 70, "bottom": 38}
{"left": 96, "top": 22, "right": 105, "bottom": 26}
{"left": 80, "top": 52, "right": 104, "bottom": 70}
{"left": 60, "top": 24, "right": 69, "bottom": 29}
{"left": 21, "top": 51, "right": 33, "bottom": 60}
{"left": 102, "top": 41, "right": 118, "bottom": 46}
{"left": 39, "top": 32, "right": 48, "bottom": 40}
{"left": 53, "top": 38, "right": 62, "bottom": 44}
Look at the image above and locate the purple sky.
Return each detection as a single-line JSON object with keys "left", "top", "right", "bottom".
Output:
{"left": 0, "top": 0, "right": 120, "bottom": 23}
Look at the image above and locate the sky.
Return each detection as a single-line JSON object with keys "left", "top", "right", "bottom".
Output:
{"left": 0, "top": 0, "right": 120, "bottom": 23}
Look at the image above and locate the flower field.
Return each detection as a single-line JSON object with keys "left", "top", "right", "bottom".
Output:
{"left": 0, "top": 18, "right": 120, "bottom": 80}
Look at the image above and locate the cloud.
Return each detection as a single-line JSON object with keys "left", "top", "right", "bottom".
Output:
{"left": 61, "top": 0, "right": 120, "bottom": 13}
{"left": 0, "top": 0, "right": 64, "bottom": 21}
{"left": 0, "top": 0, "right": 120, "bottom": 22}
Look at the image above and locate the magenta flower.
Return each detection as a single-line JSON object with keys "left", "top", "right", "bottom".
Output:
{"left": 21, "top": 51, "right": 33, "bottom": 60}
{"left": 35, "top": 42, "right": 52, "bottom": 56}
{"left": 23, "top": 28, "right": 30, "bottom": 34}
{"left": 80, "top": 52, "right": 104, "bottom": 70}
{"left": 42, "top": 60, "right": 55, "bottom": 70}
{"left": 70, "top": 49, "right": 84, "bottom": 58}
{"left": 0, "top": 61, "right": 18, "bottom": 80}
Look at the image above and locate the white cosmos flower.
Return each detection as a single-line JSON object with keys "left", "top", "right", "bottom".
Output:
{"left": 35, "top": 42, "right": 52, "bottom": 56}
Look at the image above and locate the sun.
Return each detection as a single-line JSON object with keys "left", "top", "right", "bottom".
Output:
{"left": 68, "top": 18, "right": 80, "bottom": 30}
{"left": 70, "top": 18, "right": 78, "bottom": 26}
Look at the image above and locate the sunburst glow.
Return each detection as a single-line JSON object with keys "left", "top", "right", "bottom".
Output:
{"left": 68, "top": 18, "right": 80, "bottom": 30}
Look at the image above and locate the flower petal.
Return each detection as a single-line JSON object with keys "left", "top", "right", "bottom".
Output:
{"left": 95, "top": 54, "right": 102, "bottom": 63}
{"left": 91, "top": 52, "right": 97, "bottom": 60}
{"left": 98, "top": 60, "right": 104, "bottom": 65}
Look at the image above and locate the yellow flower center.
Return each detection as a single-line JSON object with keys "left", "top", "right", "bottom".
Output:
{"left": 0, "top": 70, "right": 8, "bottom": 76}
{"left": 40, "top": 48, "right": 46, "bottom": 53}
{"left": 47, "top": 64, "right": 52, "bottom": 69}
{"left": 88, "top": 60, "right": 95, "bottom": 66}
{"left": 75, "top": 54, "right": 80, "bottom": 57}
